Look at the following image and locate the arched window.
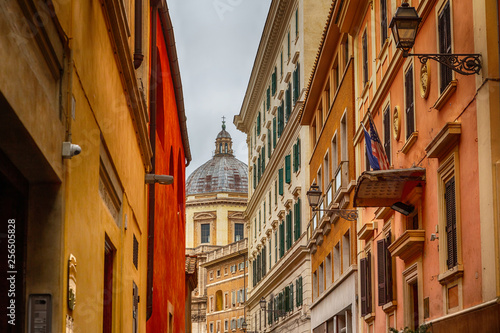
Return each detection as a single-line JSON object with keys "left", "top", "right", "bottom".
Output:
{"left": 215, "top": 290, "right": 223, "bottom": 311}
{"left": 219, "top": 144, "right": 222, "bottom": 153}
{"left": 225, "top": 143, "right": 228, "bottom": 153}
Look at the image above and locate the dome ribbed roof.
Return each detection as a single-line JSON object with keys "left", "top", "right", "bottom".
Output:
{"left": 186, "top": 155, "right": 248, "bottom": 195}
{"left": 217, "top": 129, "right": 231, "bottom": 139}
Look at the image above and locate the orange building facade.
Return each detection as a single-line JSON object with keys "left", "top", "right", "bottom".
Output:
{"left": 338, "top": 0, "right": 500, "bottom": 332}
{"left": 300, "top": 4, "right": 359, "bottom": 331}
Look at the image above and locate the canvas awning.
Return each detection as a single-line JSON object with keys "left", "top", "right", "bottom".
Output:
{"left": 354, "top": 168, "right": 426, "bottom": 207}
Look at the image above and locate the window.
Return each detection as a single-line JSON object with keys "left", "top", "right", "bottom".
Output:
{"left": 285, "top": 84, "right": 291, "bottom": 120}
{"left": 280, "top": 50, "right": 283, "bottom": 78}
{"left": 286, "top": 211, "right": 292, "bottom": 251}
{"left": 285, "top": 154, "right": 291, "bottom": 184}
{"left": 325, "top": 81, "right": 331, "bottom": 111}
{"left": 317, "top": 168, "right": 322, "bottom": 192}
{"left": 201, "top": 223, "right": 210, "bottom": 244}
{"left": 209, "top": 322, "right": 214, "bottom": 333}
{"left": 216, "top": 269, "right": 221, "bottom": 278}
{"left": 441, "top": 168, "right": 458, "bottom": 269}
{"left": 210, "top": 271, "right": 214, "bottom": 280}
{"left": 274, "top": 231, "right": 277, "bottom": 263}
{"left": 103, "top": 240, "right": 115, "bottom": 333}
{"left": 341, "top": 112, "right": 348, "bottom": 161}
{"left": 296, "top": 276, "right": 303, "bottom": 307}
{"left": 342, "top": 230, "right": 350, "bottom": 272}
{"left": 331, "top": 135, "right": 338, "bottom": 172}
{"left": 268, "top": 128, "right": 271, "bottom": 157}
{"left": 360, "top": 252, "right": 373, "bottom": 317}
{"left": 324, "top": 153, "right": 329, "bottom": 190}
{"left": 333, "top": 242, "right": 340, "bottom": 281}
{"left": 273, "top": 116, "right": 277, "bottom": 148}
{"left": 287, "top": 31, "right": 291, "bottom": 60}
{"left": 325, "top": 253, "right": 332, "bottom": 287}
{"left": 377, "top": 231, "right": 394, "bottom": 305}
{"left": 225, "top": 292, "right": 229, "bottom": 308}
{"left": 278, "top": 100, "right": 285, "bottom": 136}
{"left": 438, "top": 1, "right": 452, "bottom": 92}
{"left": 231, "top": 318, "right": 236, "bottom": 330}
{"left": 278, "top": 168, "right": 284, "bottom": 195}
{"left": 235, "top": 223, "right": 244, "bottom": 242}
{"left": 405, "top": 64, "right": 415, "bottom": 140}
{"left": 269, "top": 239, "right": 272, "bottom": 270}
{"left": 362, "top": 30, "right": 368, "bottom": 85}
{"left": 215, "top": 290, "right": 223, "bottom": 311}
{"left": 293, "top": 63, "right": 300, "bottom": 104}
{"left": 380, "top": 0, "right": 388, "bottom": 47}
{"left": 133, "top": 234, "right": 139, "bottom": 269}
{"left": 333, "top": 62, "right": 339, "bottom": 92}
{"left": 313, "top": 270, "right": 318, "bottom": 298}
{"left": 267, "top": 86, "right": 271, "bottom": 111}
{"left": 344, "top": 37, "right": 349, "bottom": 70}
{"left": 293, "top": 198, "right": 301, "bottom": 241}
{"left": 210, "top": 296, "right": 214, "bottom": 312}
{"left": 295, "top": 8, "right": 299, "bottom": 39}
{"left": 403, "top": 263, "right": 422, "bottom": 329}
{"left": 132, "top": 282, "right": 138, "bottom": 333}
{"left": 383, "top": 104, "right": 391, "bottom": 165}
{"left": 279, "top": 221, "right": 285, "bottom": 258}
{"left": 319, "top": 263, "right": 324, "bottom": 294}
{"left": 293, "top": 138, "right": 301, "bottom": 172}
{"left": 225, "top": 319, "right": 228, "bottom": 332}
{"left": 272, "top": 67, "right": 277, "bottom": 95}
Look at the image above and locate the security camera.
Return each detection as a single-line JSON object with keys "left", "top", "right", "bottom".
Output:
{"left": 62, "top": 142, "right": 82, "bottom": 159}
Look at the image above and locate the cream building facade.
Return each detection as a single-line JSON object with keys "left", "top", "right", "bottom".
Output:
{"left": 234, "top": 1, "right": 331, "bottom": 332}
{"left": 186, "top": 123, "right": 248, "bottom": 333}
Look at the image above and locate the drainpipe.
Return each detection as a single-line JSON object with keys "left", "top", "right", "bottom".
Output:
{"left": 146, "top": 4, "right": 158, "bottom": 321}
{"left": 133, "top": 0, "right": 144, "bottom": 69}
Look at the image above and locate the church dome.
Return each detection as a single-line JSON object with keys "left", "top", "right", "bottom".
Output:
{"left": 186, "top": 119, "right": 248, "bottom": 196}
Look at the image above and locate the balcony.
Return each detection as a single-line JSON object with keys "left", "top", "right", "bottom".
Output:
{"left": 332, "top": 161, "right": 351, "bottom": 208}
{"left": 388, "top": 230, "right": 425, "bottom": 262}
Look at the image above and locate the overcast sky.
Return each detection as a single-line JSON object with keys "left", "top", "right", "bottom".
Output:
{"left": 168, "top": 0, "right": 272, "bottom": 178}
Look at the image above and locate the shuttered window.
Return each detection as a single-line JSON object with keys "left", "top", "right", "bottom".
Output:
{"left": 278, "top": 101, "right": 284, "bottom": 137}
{"left": 405, "top": 65, "right": 415, "bottom": 140}
{"left": 267, "top": 129, "right": 271, "bottom": 157}
{"left": 279, "top": 221, "right": 285, "bottom": 258}
{"left": 377, "top": 239, "right": 387, "bottom": 305}
{"left": 286, "top": 211, "right": 292, "bottom": 250}
{"left": 133, "top": 234, "right": 139, "bottom": 269}
{"left": 285, "top": 154, "right": 291, "bottom": 184}
{"left": 295, "top": 276, "right": 303, "bottom": 307}
{"left": 438, "top": 1, "right": 452, "bottom": 92}
{"left": 278, "top": 168, "right": 284, "bottom": 195}
{"left": 285, "top": 84, "right": 291, "bottom": 121}
{"left": 296, "top": 138, "right": 301, "bottom": 170}
{"left": 383, "top": 104, "right": 391, "bottom": 165}
{"left": 360, "top": 253, "right": 372, "bottom": 316}
{"left": 267, "top": 86, "right": 271, "bottom": 110}
{"left": 293, "top": 63, "right": 300, "bottom": 104}
{"left": 362, "top": 31, "right": 368, "bottom": 85}
{"left": 272, "top": 67, "right": 277, "bottom": 96}
{"left": 273, "top": 117, "right": 277, "bottom": 148}
{"left": 380, "top": 0, "right": 388, "bottom": 47}
{"left": 257, "top": 112, "right": 261, "bottom": 136}
{"left": 284, "top": 286, "right": 290, "bottom": 312}
{"left": 253, "top": 163, "right": 256, "bottom": 189}
{"left": 262, "top": 148, "right": 266, "bottom": 174}
{"left": 445, "top": 176, "right": 458, "bottom": 269}
{"left": 262, "top": 246, "right": 267, "bottom": 276}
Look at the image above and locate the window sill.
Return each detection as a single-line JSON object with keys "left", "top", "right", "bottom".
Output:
{"left": 438, "top": 264, "right": 464, "bottom": 285}
{"left": 433, "top": 80, "right": 457, "bottom": 110}
{"left": 382, "top": 300, "right": 397, "bottom": 313}
{"left": 401, "top": 131, "right": 418, "bottom": 155}
{"left": 363, "top": 312, "right": 375, "bottom": 323}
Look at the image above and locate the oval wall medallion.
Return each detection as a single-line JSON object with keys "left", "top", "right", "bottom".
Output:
{"left": 420, "top": 62, "right": 430, "bottom": 99}
{"left": 393, "top": 106, "right": 401, "bottom": 141}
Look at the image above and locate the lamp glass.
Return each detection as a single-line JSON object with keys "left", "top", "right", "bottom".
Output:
{"left": 389, "top": 3, "right": 421, "bottom": 53}
{"left": 306, "top": 183, "right": 321, "bottom": 208}
{"left": 259, "top": 297, "right": 266, "bottom": 310}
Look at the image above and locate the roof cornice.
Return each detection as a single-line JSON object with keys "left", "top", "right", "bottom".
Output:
{"left": 234, "top": 0, "right": 294, "bottom": 133}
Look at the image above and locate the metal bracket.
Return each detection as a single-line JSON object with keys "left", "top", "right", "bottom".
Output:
{"left": 408, "top": 53, "right": 482, "bottom": 75}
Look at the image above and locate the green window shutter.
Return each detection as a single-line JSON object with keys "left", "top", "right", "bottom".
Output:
{"left": 253, "top": 164, "right": 256, "bottom": 189}
{"left": 293, "top": 143, "right": 297, "bottom": 172}
{"left": 262, "top": 148, "right": 266, "bottom": 174}
{"left": 290, "top": 283, "right": 294, "bottom": 311}
{"left": 297, "top": 138, "right": 301, "bottom": 169}
{"left": 286, "top": 212, "right": 292, "bottom": 250}
{"left": 292, "top": 69, "right": 297, "bottom": 104}
{"left": 267, "top": 86, "right": 271, "bottom": 110}
{"left": 299, "top": 276, "right": 303, "bottom": 305}
{"left": 296, "top": 199, "right": 301, "bottom": 240}
{"left": 287, "top": 31, "right": 290, "bottom": 59}
{"left": 295, "top": 8, "right": 299, "bottom": 38}
{"left": 295, "top": 279, "right": 299, "bottom": 307}
{"left": 272, "top": 67, "right": 277, "bottom": 95}
{"left": 257, "top": 112, "right": 261, "bottom": 136}
{"left": 275, "top": 180, "right": 278, "bottom": 205}
{"left": 285, "top": 286, "right": 289, "bottom": 312}
{"left": 285, "top": 154, "right": 291, "bottom": 184}
{"left": 285, "top": 83, "right": 291, "bottom": 120}
{"left": 273, "top": 117, "right": 277, "bottom": 148}
{"left": 278, "top": 168, "right": 284, "bottom": 195}
{"left": 267, "top": 129, "right": 271, "bottom": 157}
{"left": 257, "top": 155, "right": 261, "bottom": 183}
{"left": 274, "top": 231, "right": 277, "bottom": 263}
{"left": 279, "top": 221, "right": 284, "bottom": 258}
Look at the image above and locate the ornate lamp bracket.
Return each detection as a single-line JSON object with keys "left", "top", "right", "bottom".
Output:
{"left": 409, "top": 53, "right": 482, "bottom": 76}
{"left": 312, "top": 208, "right": 359, "bottom": 222}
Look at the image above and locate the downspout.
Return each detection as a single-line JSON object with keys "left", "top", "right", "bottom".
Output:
{"left": 133, "top": 0, "right": 144, "bottom": 69}
{"left": 146, "top": 3, "right": 158, "bottom": 321}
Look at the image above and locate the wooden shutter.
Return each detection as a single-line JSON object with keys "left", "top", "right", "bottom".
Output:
{"left": 262, "top": 147, "right": 266, "bottom": 173}
{"left": 380, "top": 0, "right": 387, "bottom": 45}
{"left": 253, "top": 260, "right": 256, "bottom": 286}
{"left": 133, "top": 234, "right": 139, "bottom": 269}
{"left": 366, "top": 252, "right": 372, "bottom": 314}
{"left": 445, "top": 176, "right": 458, "bottom": 269}
{"left": 360, "top": 257, "right": 367, "bottom": 316}
{"left": 438, "top": 2, "right": 452, "bottom": 92}
{"left": 405, "top": 65, "right": 414, "bottom": 139}
{"left": 297, "top": 138, "right": 301, "bottom": 169}
{"left": 279, "top": 221, "right": 285, "bottom": 258}
{"left": 262, "top": 246, "right": 266, "bottom": 276}
{"left": 267, "top": 86, "right": 271, "bottom": 110}
{"left": 253, "top": 163, "right": 256, "bottom": 189}
{"left": 285, "top": 154, "right": 291, "bottom": 184}
{"left": 257, "top": 112, "right": 261, "bottom": 135}
{"left": 268, "top": 129, "right": 271, "bottom": 157}
{"left": 273, "top": 117, "right": 277, "bottom": 147}
{"left": 279, "top": 168, "right": 284, "bottom": 195}
{"left": 386, "top": 231, "right": 393, "bottom": 302}
{"left": 290, "top": 282, "right": 294, "bottom": 310}
{"left": 299, "top": 276, "right": 303, "bottom": 305}
{"left": 362, "top": 31, "right": 368, "bottom": 85}
{"left": 286, "top": 84, "right": 291, "bottom": 119}
{"left": 293, "top": 143, "right": 297, "bottom": 172}
{"left": 285, "top": 286, "right": 289, "bottom": 312}
{"left": 377, "top": 239, "right": 387, "bottom": 305}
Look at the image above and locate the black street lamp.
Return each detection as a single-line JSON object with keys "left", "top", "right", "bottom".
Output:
{"left": 389, "top": 2, "right": 481, "bottom": 75}
{"left": 306, "top": 183, "right": 358, "bottom": 221}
